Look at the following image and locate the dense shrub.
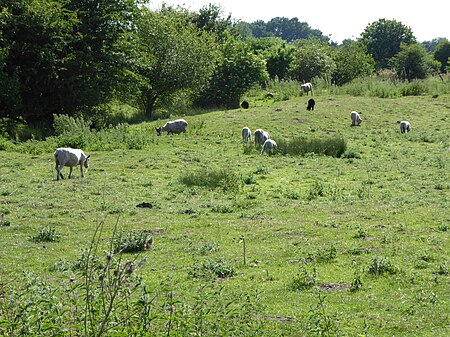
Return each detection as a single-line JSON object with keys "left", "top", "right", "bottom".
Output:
{"left": 277, "top": 136, "right": 347, "bottom": 157}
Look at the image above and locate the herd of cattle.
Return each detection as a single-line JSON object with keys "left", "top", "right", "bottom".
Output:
{"left": 53, "top": 83, "right": 412, "bottom": 180}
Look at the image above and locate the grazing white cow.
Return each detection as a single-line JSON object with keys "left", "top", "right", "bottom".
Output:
{"left": 260, "top": 139, "right": 277, "bottom": 155}
{"left": 156, "top": 119, "right": 188, "bottom": 136}
{"left": 397, "top": 120, "right": 411, "bottom": 133}
{"left": 301, "top": 82, "right": 313, "bottom": 96}
{"left": 242, "top": 127, "right": 251, "bottom": 142}
{"left": 54, "top": 148, "right": 90, "bottom": 181}
{"left": 350, "top": 111, "right": 362, "bottom": 126}
{"left": 254, "top": 129, "right": 270, "bottom": 145}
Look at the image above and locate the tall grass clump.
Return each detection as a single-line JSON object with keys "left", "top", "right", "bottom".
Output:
{"left": 277, "top": 136, "right": 346, "bottom": 158}
{"left": 180, "top": 167, "right": 242, "bottom": 192}
{"left": 333, "top": 75, "right": 450, "bottom": 98}
{"left": 53, "top": 114, "right": 92, "bottom": 149}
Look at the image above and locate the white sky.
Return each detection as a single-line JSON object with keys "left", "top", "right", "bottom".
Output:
{"left": 149, "top": 0, "right": 449, "bottom": 43}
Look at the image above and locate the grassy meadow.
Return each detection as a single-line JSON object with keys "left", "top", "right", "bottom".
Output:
{"left": 0, "top": 87, "right": 449, "bottom": 336}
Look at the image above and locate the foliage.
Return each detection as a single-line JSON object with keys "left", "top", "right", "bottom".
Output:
{"left": 332, "top": 41, "right": 375, "bottom": 85}
{"left": 306, "top": 292, "right": 340, "bottom": 337}
{"left": 195, "top": 31, "right": 269, "bottom": 108}
{"left": 290, "top": 39, "right": 336, "bottom": 83}
{"left": 190, "top": 259, "right": 236, "bottom": 279}
{"left": 189, "top": 3, "right": 237, "bottom": 39}
{"left": 246, "top": 16, "right": 329, "bottom": 42}
{"left": 133, "top": 7, "right": 219, "bottom": 116}
{"left": 276, "top": 135, "right": 347, "bottom": 157}
{"left": 112, "top": 230, "right": 153, "bottom": 253}
{"left": 0, "top": 0, "right": 138, "bottom": 127}
{"left": 30, "top": 226, "right": 61, "bottom": 243}
{"left": 291, "top": 264, "right": 317, "bottom": 290}
{"left": 433, "top": 38, "right": 450, "bottom": 72}
{"left": 360, "top": 18, "right": 416, "bottom": 70}
{"left": 390, "top": 43, "right": 439, "bottom": 81}
{"left": 367, "top": 256, "right": 398, "bottom": 276}
{"left": 248, "top": 37, "right": 296, "bottom": 80}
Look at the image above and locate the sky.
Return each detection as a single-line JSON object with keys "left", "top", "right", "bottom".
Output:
{"left": 149, "top": 0, "right": 449, "bottom": 43}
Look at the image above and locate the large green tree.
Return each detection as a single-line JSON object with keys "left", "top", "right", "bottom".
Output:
{"left": 290, "top": 39, "right": 336, "bottom": 83}
{"left": 133, "top": 7, "right": 219, "bottom": 116}
{"left": 433, "top": 39, "right": 450, "bottom": 73}
{"left": 0, "top": 0, "right": 138, "bottom": 127}
{"left": 0, "top": 0, "right": 76, "bottom": 126}
{"left": 248, "top": 37, "right": 295, "bottom": 80}
{"left": 332, "top": 42, "right": 375, "bottom": 85}
{"left": 391, "top": 43, "right": 439, "bottom": 81}
{"left": 195, "top": 32, "right": 268, "bottom": 108}
{"left": 360, "top": 19, "right": 416, "bottom": 70}
{"left": 260, "top": 17, "right": 328, "bottom": 42}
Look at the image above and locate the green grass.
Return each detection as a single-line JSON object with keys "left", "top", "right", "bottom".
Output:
{"left": 0, "top": 92, "right": 449, "bottom": 336}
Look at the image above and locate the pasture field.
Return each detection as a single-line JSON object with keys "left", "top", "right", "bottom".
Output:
{"left": 0, "top": 93, "right": 449, "bottom": 336}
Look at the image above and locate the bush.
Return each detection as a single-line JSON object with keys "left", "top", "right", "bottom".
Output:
{"left": 277, "top": 136, "right": 347, "bottom": 158}
{"left": 291, "top": 264, "right": 317, "bottom": 290}
{"left": 400, "top": 80, "right": 428, "bottom": 96}
{"left": 367, "top": 256, "right": 398, "bottom": 276}
{"left": 30, "top": 226, "right": 61, "bottom": 243}
{"left": 190, "top": 259, "right": 236, "bottom": 279}
{"left": 113, "top": 230, "right": 153, "bottom": 253}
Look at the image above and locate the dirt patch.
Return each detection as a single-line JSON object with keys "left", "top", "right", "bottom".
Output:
{"left": 315, "top": 283, "right": 350, "bottom": 292}
{"left": 136, "top": 202, "right": 153, "bottom": 208}
{"left": 294, "top": 118, "right": 311, "bottom": 124}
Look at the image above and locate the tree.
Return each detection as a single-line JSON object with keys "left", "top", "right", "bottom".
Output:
{"left": 332, "top": 42, "right": 375, "bottom": 86}
{"left": 360, "top": 19, "right": 416, "bottom": 70}
{"left": 390, "top": 43, "right": 438, "bottom": 81}
{"left": 195, "top": 32, "right": 268, "bottom": 108}
{"left": 422, "top": 37, "right": 447, "bottom": 53}
{"left": 0, "top": 0, "right": 138, "bottom": 127}
{"left": 0, "top": 0, "right": 77, "bottom": 126}
{"left": 133, "top": 8, "right": 219, "bottom": 116}
{"left": 189, "top": 3, "right": 237, "bottom": 39}
{"left": 265, "top": 17, "right": 328, "bottom": 42}
{"left": 433, "top": 39, "right": 450, "bottom": 73}
{"left": 290, "top": 40, "right": 336, "bottom": 83}
{"left": 248, "top": 37, "right": 295, "bottom": 80}
{"left": 63, "top": 0, "right": 138, "bottom": 116}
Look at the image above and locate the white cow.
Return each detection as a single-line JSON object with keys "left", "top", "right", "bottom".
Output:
{"left": 242, "top": 127, "right": 251, "bottom": 142}
{"left": 301, "top": 82, "right": 313, "bottom": 96}
{"left": 54, "top": 148, "right": 90, "bottom": 181}
{"left": 156, "top": 119, "right": 188, "bottom": 136}
{"left": 397, "top": 120, "right": 411, "bottom": 133}
{"left": 350, "top": 111, "right": 362, "bottom": 126}
{"left": 260, "top": 139, "right": 277, "bottom": 155}
{"left": 254, "top": 129, "right": 270, "bottom": 145}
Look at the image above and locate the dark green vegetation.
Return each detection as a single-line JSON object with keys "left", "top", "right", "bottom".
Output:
{"left": 1, "top": 0, "right": 449, "bottom": 135}
{"left": 1, "top": 88, "right": 449, "bottom": 335}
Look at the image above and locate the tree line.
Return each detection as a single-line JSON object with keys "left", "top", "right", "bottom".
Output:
{"left": 0, "top": 1, "right": 449, "bottom": 132}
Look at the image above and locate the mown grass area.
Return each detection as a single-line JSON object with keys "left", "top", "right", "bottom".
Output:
{"left": 0, "top": 92, "right": 449, "bottom": 336}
